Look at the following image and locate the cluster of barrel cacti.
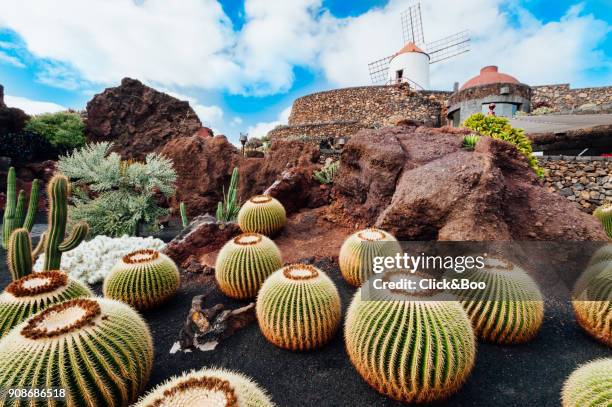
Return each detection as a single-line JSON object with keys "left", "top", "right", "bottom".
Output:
{"left": 450, "top": 257, "right": 544, "bottom": 344}
{"left": 0, "top": 298, "right": 154, "bottom": 406}
{"left": 134, "top": 368, "right": 275, "bottom": 407}
{"left": 103, "top": 249, "right": 180, "bottom": 311}
{"left": 238, "top": 195, "right": 286, "bottom": 236}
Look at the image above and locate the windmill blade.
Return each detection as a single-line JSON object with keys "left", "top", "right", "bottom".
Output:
{"left": 400, "top": 3, "right": 425, "bottom": 46}
{"left": 368, "top": 55, "right": 393, "bottom": 84}
{"left": 427, "top": 30, "right": 471, "bottom": 64}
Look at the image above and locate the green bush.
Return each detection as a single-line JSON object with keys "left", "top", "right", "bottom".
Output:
{"left": 24, "top": 111, "right": 85, "bottom": 151}
{"left": 463, "top": 113, "right": 544, "bottom": 178}
{"left": 58, "top": 142, "right": 176, "bottom": 237}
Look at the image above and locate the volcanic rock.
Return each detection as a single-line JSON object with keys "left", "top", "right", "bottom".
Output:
{"left": 85, "top": 78, "right": 203, "bottom": 159}
{"left": 0, "top": 84, "right": 28, "bottom": 136}
{"left": 333, "top": 126, "right": 608, "bottom": 241}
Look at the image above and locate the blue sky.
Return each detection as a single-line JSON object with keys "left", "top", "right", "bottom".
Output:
{"left": 0, "top": 0, "right": 610, "bottom": 143}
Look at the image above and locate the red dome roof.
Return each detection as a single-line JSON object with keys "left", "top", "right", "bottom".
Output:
{"left": 459, "top": 66, "right": 519, "bottom": 90}
{"left": 390, "top": 42, "right": 429, "bottom": 61}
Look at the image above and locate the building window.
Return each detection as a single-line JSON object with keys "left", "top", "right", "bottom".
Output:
{"left": 396, "top": 69, "right": 403, "bottom": 84}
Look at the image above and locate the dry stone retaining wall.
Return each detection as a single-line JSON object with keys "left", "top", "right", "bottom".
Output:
{"left": 532, "top": 84, "right": 612, "bottom": 113}
{"left": 539, "top": 155, "right": 612, "bottom": 213}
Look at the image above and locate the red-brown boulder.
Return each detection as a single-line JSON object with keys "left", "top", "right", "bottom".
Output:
{"left": 85, "top": 78, "right": 203, "bottom": 159}
{"left": 333, "top": 126, "right": 608, "bottom": 241}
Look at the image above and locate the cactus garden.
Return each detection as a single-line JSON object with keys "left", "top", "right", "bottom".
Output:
{"left": 0, "top": 11, "right": 611, "bottom": 402}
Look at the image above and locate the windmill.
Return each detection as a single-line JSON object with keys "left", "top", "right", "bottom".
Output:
{"left": 368, "top": 2, "right": 470, "bottom": 90}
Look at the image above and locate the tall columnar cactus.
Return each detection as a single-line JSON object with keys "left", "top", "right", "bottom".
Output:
{"left": 256, "top": 263, "right": 341, "bottom": 351}
{"left": 134, "top": 368, "right": 275, "bottom": 407}
{"left": 339, "top": 228, "right": 402, "bottom": 287}
{"left": 103, "top": 249, "right": 180, "bottom": 311}
{"left": 0, "top": 270, "right": 92, "bottom": 338}
{"left": 179, "top": 201, "right": 188, "bottom": 228}
{"left": 450, "top": 257, "right": 544, "bottom": 344}
{"left": 562, "top": 358, "right": 612, "bottom": 407}
{"left": 7, "top": 228, "right": 33, "bottom": 281}
{"left": 43, "top": 174, "right": 89, "bottom": 270}
{"left": 2, "top": 167, "right": 39, "bottom": 249}
{"left": 0, "top": 298, "right": 153, "bottom": 406}
{"left": 572, "top": 260, "right": 612, "bottom": 346}
{"left": 238, "top": 195, "right": 286, "bottom": 236}
{"left": 345, "top": 272, "right": 476, "bottom": 404}
{"left": 215, "top": 233, "right": 283, "bottom": 299}
{"left": 594, "top": 203, "right": 612, "bottom": 239}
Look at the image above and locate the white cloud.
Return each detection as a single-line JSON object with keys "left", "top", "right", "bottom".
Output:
{"left": 193, "top": 104, "right": 224, "bottom": 126}
{"left": 231, "top": 117, "right": 243, "bottom": 126}
{"left": 246, "top": 106, "right": 291, "bottom": 138}
{"left": 5, "top": 94, "right": 66, "bottom": 114}
{"left": 0, "top": 50, "right": 24, "bottom": 67}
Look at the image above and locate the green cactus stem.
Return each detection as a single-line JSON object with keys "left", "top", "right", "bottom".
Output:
{"left": 594, "top": 203, "right": 612, "bottom": 239}
{"left": 562, "top": 358, "right": 612, "bottom": 407}
{"left": 179, "top": 201, "right": 188, "bottom": 228}
{"left": 2, "top": 167, "right": 39, "bottom": 249}
{"left": 43, "top": 174, "right": 89, "bottom": 270}
{"left": 7, "top": 228, "right": 33, "bottom": 281}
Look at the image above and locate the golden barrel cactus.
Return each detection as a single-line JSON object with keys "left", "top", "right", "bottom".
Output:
{"left": 256, "top": 263, "right": 341, "bottom": 351}
{"left": 237, "top": 195, "right": 286, "bottom": 236}
{"left": 450, "top": 257, "right": 544, "bottom": 344}
{"left": 215, "top": 233, "right": 283, "bottom": 299}
{"left": 345, "top": 272, "right": 476, "bottom": 403}
{"left": 103, "top": 249, "right": 180, "bottom": 311}
{"left": 572, "top": 260, "right": 612, "bottom": 346}
{"left": 134, "top": 367, "right": 275, "bottom": 407}
{"left": 0, "top": 270, "right": 92, "bottom": 338}
{"left": 339, "top": 228, "right": 401, "bottom": 287}
{"left": 562, "top": 358, "right": 612, "bottom": 407}
{"left": 0, "top": 298, "right": 153, "bottom": 406}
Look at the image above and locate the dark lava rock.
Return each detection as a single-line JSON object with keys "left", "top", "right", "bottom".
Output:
{"left": 0, "top": 84, "right": 28, "bottom": 136}
{"left": 85, "top": 77, "right": 205, "bottom": 159}
{"left": 333, "top": 126, "right": 608, "bottom": 241}
{"left": 163, "top": 214, "right": 241, "bottom": 265}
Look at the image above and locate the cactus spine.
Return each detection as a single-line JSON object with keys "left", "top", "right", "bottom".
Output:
{"left": 256, "top": 264, "right": 341, "bottom": 351}
{"left": 7, "top": 228, "right": 33, "bottom": 281}
{"left": 103, "top": 249, "right": 180, "bottom": 311}
{"left": 134, "top": 368, "right": 275, "bottom": 407}
{"left": 562, "top": 358, "right": 612, "bottom": 407}
{"left": 43, "top": 174, "right": 89, "bottom": 270}
{"left": 0, "top": 270, "right": 92, "bottom": 338}
{"left": 215, "top": 233, "right": 282, "bottom": 299}
{"left": 2, "top": 167, "right": 39, "bottom": 249}
{"left": 572, "top": 261, "right": 612, "bottom": 346}
{"left": 344, "top": 272, "right": 476, "bottom": 403}
{"left": 594, "top": 203, "right": 612, "bottom": 239}
{"left": 0, "top": 298, "right": 153, "bottom": 406}
{"left": 179, "top": 201, "right": 188, "bottom": 227}
{"left": 339, "top": 228, "right": 402, "bottom": 287}
{"left": 238, "top": 195, "right": 286, "bottom": 236}
{"left": 450, "top": 257, "right": 544, "bottom": 344}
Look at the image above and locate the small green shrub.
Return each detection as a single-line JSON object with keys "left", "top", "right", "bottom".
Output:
{"left": 58, "top": 142, "right": 177, "bottom": 237}
{"left": 463, "top": 113, "right": 544, "bottom": 177}
{"left": 313, "top": 160, "right": 339, "bottom": 184}
{"left": 462, "top": 134, "right": 481, "bottom": 150}
{"left": 24, "top": 111, "right": 85, "bottom": 151}
{"left": 216, "top": 167, "right": 241, "bottom": 222}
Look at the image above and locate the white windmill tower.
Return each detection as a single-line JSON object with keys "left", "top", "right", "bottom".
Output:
{"left": 368, "top": 2, "right": 471, "bottom": 90}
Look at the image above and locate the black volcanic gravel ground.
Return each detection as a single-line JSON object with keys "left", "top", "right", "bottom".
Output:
{"left": 0, "top": 243, "right": 610, "bottom": 406}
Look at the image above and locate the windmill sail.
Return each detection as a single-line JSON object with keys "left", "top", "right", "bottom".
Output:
{"left": 400, "top": 3, "right": 425, "bottom": 46}
{"left": 368, "top": 55, "right": 393, "bottom": 84}
{"left": 427, "top": 30, "right": 471, "bottom": 64}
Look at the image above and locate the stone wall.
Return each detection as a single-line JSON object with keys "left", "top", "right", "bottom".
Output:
{"left": 539, "top": 156, "right": 612, "bottom": 213}
{"left": 532, "top": 84, "right": 612, "bottom": 113}
{"left": 288, "top": 84, "right": 450, "bottom": 127}
{"left": 268, "top": 121, "right": 366, "bottom": 141}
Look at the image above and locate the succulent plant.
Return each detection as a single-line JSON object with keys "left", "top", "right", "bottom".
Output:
{"left": 587, "top": 244, "right": 612, "bottom": 267}
{"left": 216, "top": 167, "right": 241, "bottom": 222}
{"left": 0, "top": 297, "right": 153, "bottom": 406}
{"left": 179, "top": 201, "right": 189, "bottom": 228}
{"left": 256, "top": 263, "right": 341, "bottom": 351}
{"left": 345, "top": 272, "right": 476, "bottom": 403}
{"left": 313, "top": 160, "right": 339, "bottom": 184}
{"left": 339, "top": 228, "right": 402, "bottom": 287}
{"left": 562, "top": 358, "right": 612, "bottom": 407}
{"left": 103, "top": 249, "right": 180, "bottom": 311}
{"left": 462, "top": 134, "right": 481, "bottom": 150}
{"left": 0, "top": 270, "right": 92, "bottom": 338}
{"left": 215, "top": 233, "right": 283, "bottom": 300}
{"left": 238, "top": 195, "right": 286, "bottom": 236}
{"left": 594, "top": 203, "right": 612, "bottom": 239}
{"left": 42, "top": 174, "right": 90, "bottom": 271}
{"left": 134, "top": 367, "right": 275, "bottom": 407}
{"left": 2, "top": 167, "right": 39, "bottom": 249}
{"left": 450, "top": 257, "right": 544, "bottom": 344}
{"left": 572, "top": 260, "right": 612, "bottom": 346}
{"left": 7, "top": 228, "right": 33, "bottom": 281}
